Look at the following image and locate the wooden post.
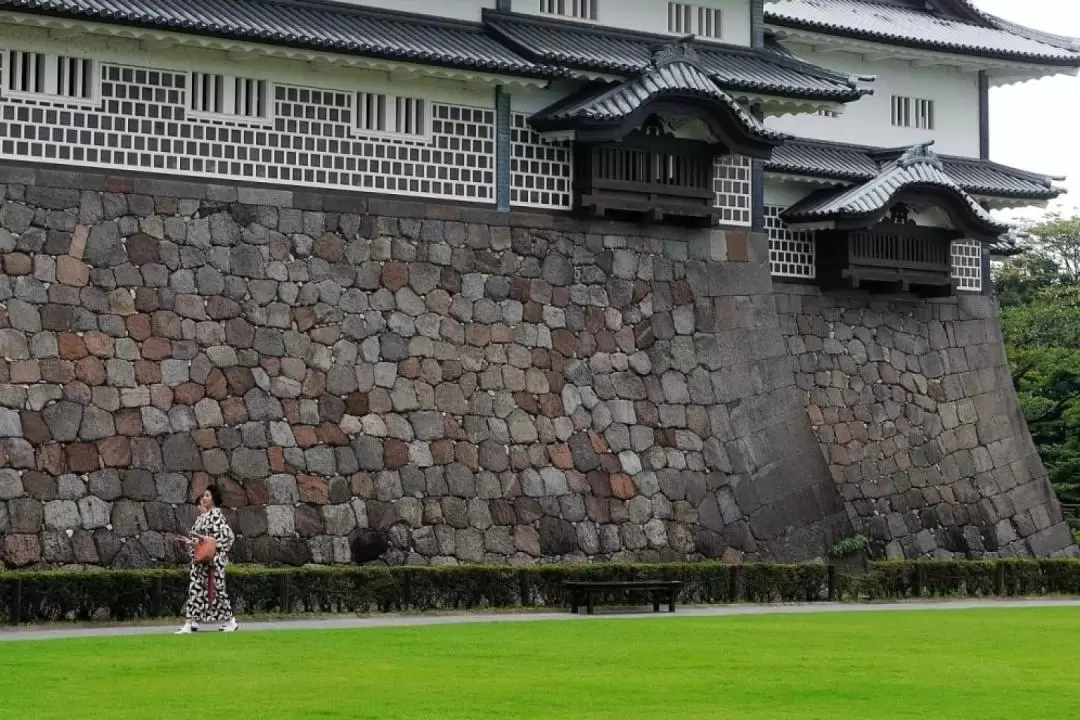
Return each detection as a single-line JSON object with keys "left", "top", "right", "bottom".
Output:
{"left": 150, "top": 576, "right": 163, "bottom": 618}
{"left": 827, "top": 565, "right": 838, "bottom": 602}
{"left": 915, "top": 563, "right": 926, "bottom": 598}
{"left": 728, "top": 565, "right": 742, "bottom": 603}
{"left": 11, "top": 578, "right": 22, "bottom": 625}
{"left": 995, "top": 562, "right": 1006, "bottom": 597}
{"left": 517, "top": 571, "right": 529, "bottom": 608}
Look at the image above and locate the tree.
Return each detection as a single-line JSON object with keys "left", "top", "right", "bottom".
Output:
{"left": 998, "top": 213, "right": 1080, "bottom": 504}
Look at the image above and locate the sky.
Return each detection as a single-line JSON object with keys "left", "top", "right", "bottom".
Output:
{"left": 975, "top": 0, "right": 1080, "bottom": 221}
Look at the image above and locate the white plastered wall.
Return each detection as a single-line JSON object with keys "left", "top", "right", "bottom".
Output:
{"left": 766, "top": 45, "right": 981, "bottom": 158}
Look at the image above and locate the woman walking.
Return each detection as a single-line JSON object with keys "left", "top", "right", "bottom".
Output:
{"left": 176, "top": 485, "right": 238, "bottom": 633}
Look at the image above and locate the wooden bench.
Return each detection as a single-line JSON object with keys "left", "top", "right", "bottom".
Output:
{"left": 564, "top": 580, "right": 683, "bottom": 615}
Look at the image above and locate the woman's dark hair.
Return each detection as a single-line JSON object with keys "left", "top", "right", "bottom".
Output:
{"left": 206, "top": 485, "right": 223, "bottom": 509}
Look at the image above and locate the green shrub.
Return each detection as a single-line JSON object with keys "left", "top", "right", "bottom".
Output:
{"left": 830, "top": 534, "right": 870, "bottom": 558}
{"left": 2, "top": 559, "right": 1080, "bottom": 625}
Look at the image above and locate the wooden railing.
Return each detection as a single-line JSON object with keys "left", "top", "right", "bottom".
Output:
{"left": 848, "top": 226, "right": 951, "bottom": 271}
{"left": 575, "top": 134, "right": 717, "bottom": 224}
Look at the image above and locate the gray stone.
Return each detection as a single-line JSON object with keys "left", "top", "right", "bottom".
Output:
{"left": 0, "top": 470, "right": 23, "bottom": 500}
{"left": 568, "top": 434, "right": 601, "bottom": 472}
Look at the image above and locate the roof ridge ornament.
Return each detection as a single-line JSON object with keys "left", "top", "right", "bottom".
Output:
{"left": 897, "top": 141, "right": 942, "bottom": 169}
{"left": 650, "top": 36, "right": 702, "bottom": 69}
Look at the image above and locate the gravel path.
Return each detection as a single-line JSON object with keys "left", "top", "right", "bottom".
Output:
{"left": 2, "top": 598, "right": 1078, "bottom": 643}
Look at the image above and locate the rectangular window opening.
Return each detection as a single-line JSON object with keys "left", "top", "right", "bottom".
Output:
{"left": 891, "top": 95, "right": 934, "bottom": 130}
{"left": 540, "top": 0, "right": 598, "bottom": 21}
{"left": 667, "top": 3, "right": 722, "bottom": 38}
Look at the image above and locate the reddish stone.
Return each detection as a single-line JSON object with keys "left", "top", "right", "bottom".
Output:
{"left": 301, "top": 370, "right": 326, "bottom": 398}
{"left": 294, "top": 307, "right": 316, "bottom": 332}
{"left": 189, "top": 473, "right": 212, "bottom": 503}
{"left": 72, "top": 356, "right": 107, "bottom": 386}
{"left": 587, "top": 495, "right": 612, "bottom": 523}
{"left": 22, "top": 471, "right": 57, "bottom": 500}
{"left": 531, "top": 348, "right": 551, "bottom": 369}
{"left": 98, "top": 436, "right": 132, "bottom": 467}
{"left": 57, "top": 333, "right": 88, "bottom": 360}
{"left": 455, "top": 442, "right": 479, "bottom": 470}
{"left": 267, "top": 447, "right": 286, "bottom": 473}
{"left": 220, "top": 398, "right": 248, "bottom": 425}
{"left": 37, "top": 444, "right": 67, "bottom": 475}
{"left": 381, "top": 261, "right": 409, "bottom": 291}
{"left": 21, "top": 411, "right": 51, "bottom": 444}
{"left": 293, "top": 426, "right": 318, "bottom": 448}
{"left": 2, "top": 253, "right": 31, "bottom": 275}
{"left": 726, "top": 231, "right": 749, "bottom": 263}
{"left": 133, "top": 360, "right": 161, "bottom": 385}
{"left": 510, "top": 447, "right": 531, "bottom": 471}
{"left": 585, "top": 309, "right": 605, "bottom": 334}
{"left": 600, "top": 454, "right": 621, "bottom": 474}
{"left": 245, "top": 477, "right": 269, "bottom": 506}
{"left": 430, "top": 439, "right": 455, "bottom": 465}
{"left": 282, "top": 400, "right": 301, "bottom": 424}
{"left": 106, "top": 176, "right": 134, "bottom": 193}
{"left": 587, "top": 470, "right": 611, "bottom": 497}
{"left": 441, "top": 361, "right": 463, "bottom": 381}
{"left": 217, "top": 476, "right": 248, "bottom": 508}
{"left": 114, "top": 409, "right": 143, "bottom": 437}
{"left": 141, "top": 336, "right": 171, "bottom": 360}
{"left": 368, "top": 388, "right": 392, "bottom": 414}
{"left": 151, "top": 311, "right": 182, "bottom": 339}
{"left": 514, "top": 393, "right": 539, "bottom": 415}
{"left": 134, "top": 287, "right": 160, "bottom": 313}
{"left": 538, "top": 394, "right": 563, "bottom": 418}
{"left": 261, "top": 357, "right": 281, "bottom": 376}
{"left": 672, "top": 279, "right": 694, "bottom": 305}
{"left": 205, "top": 369, "right": 228, "bottom": 399}
{"left": 610, "top": 474, "right": 636, "bottom": 500}
{"left": 315, "top": 423, "right": 348, "bottom": 446}
{"left": 191, "top": 429, "right": 217, "bottom": 449}
{"left": 657, "top": 428, "right": 677, "bottom": 448}
{"left": 399, "top": 358, "right": 421, "bottom": 379}
{"left": 490, "top": 324, "right": 512, "bottom": 344}
{"left": 465, "top": 324, "right": 490, "bottom": 347}
{"left": 126, "top": 314, "right": 153, "bottom": 341}
{"left": 173, "top": 382, "right": 205, "bottom": 406}
{"left": 344, "top": 391, "right": 369, "bottom": 416}
{"left": 551, "top": 330, "right": 576, "bottom": 357}
{"left": 224, "top": 367, "right": 255, "bottom": 395}
{"left": 546, "top": 370, "right": 564, "bottom": 395}
{"left": 523, "top": 302, "right": 543, "bottom": 323}
{"left": 66, "top": 443, "right": 100, "bottom": 473}
{"left": 552, "top": 287, "right": 571, "bottom": 307}
{"left": 595, "top": 331, "right": 616, "bottom": 353}
{"left": 384, "top": 439, "right": 409, "bottom": 469}
{"left": 83, "top": 332, "right": 114, "bottom": 358}
{"left": 548, "top": 444, "right": 573, "bottom": 470}
{"left": 298, "top": 475, "right": 330, "bottom": 505}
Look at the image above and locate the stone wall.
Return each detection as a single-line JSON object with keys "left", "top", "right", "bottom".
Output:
{"left": 775, "top": 285, "right": 1076, "bottom": 559}
{"left": 0, "top": 164, "right": 849, "bottom": 569}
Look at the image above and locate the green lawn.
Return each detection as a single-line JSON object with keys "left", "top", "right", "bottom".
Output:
{"left": 2, "top": 609, "right": 1078, "bottom": 719}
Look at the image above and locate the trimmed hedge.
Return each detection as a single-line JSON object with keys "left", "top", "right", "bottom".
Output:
{"left": 2, "top": 560, "right": 1080, "bottom": 625}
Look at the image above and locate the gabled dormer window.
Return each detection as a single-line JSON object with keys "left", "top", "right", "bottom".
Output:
{"left": 540, "top": 0, "right": 598, "bottom": 21}
{"left": 190, "top": 72, "right": 270, "bottom": 121}
{"left": 668, "top": 3, "right": 722, "bottom": 39}
{"left": 6, "top": 51, "right": 96, "bottom": 103}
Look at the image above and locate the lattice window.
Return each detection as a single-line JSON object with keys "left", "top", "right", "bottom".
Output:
{"left": 714, "top": 154, "right": 751, "bottom": 227}
{"left": 0, "top": 62, "right": 494, "bottom": 202}
{"left": 764, "top": 205, "right": 816, "bottom": 279}
{"left": 356, "top": 92, "right": 427, "bottom": 139}
{"left": 540, "top": 0, "right": 598, "bottom": 20}
{"left": 190, "top": 73, "right": 268, "bottom": 120}
{"left": 892, "top": 95, "right": 934, "bottom": 130}
{"left": 510, "top": 113, "right": 572, "bottom": 210}
{"left": 6, "top": 51, "right": 95, "bottom": 102}
{"left": 951, "top": 239, "right": 983, "bottom": 292}
{"left": 668, "top": 3, "right": 722, "bottom": 38}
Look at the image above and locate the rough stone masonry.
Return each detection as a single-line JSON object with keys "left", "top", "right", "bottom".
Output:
{"left": 0, "top": 165, "right": 1071, "bottom": 568}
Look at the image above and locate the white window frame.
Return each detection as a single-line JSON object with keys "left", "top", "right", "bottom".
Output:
{"left": 891, "top": 95, "right": 934, "bottom": 130}
{"left": 354, "top": 92, "right": 430, "bottom": 142}
{"left": 3, "top": 50, "right": 99, "bottom": 107}
{"left": 539, "top": 0, "right": 598, "bottom": 21}
{"left": 187, "top": 72, "right": 273, "bottom": 125}
{"left": 667, "top": 3, "right": 723, "bottom": 39}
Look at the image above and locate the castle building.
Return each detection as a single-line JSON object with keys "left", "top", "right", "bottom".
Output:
{"left": 0, "top": 0, "right": 1075, "bottom": 567}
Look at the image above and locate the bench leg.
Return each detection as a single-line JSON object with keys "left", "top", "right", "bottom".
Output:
{"left": 587, "top": 592, "right": 594, "bottom": 615}
{"left": 669, "top": 588, "right": 676, "bottom": 613}
{"left": 653, "top": 592, "right": 660, "bottom": 613}
{"left": 570, "top": 589, "right": 578, "bottom": 614}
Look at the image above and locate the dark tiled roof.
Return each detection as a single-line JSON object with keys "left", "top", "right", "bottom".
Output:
{"left": 532, "top": 59, "right": 784, "bottom": 142}
{"left": 782, "top": 144, "right": 1008, "bottom": 238}
{"left": 0, "top": 0, "right": 548, "bottom": 76}
{"left": 765, "top": 0, "right": 1080, "bottom": 66}
{"left": 485, "top": 10, "right": 867, "bottom": 101}
{"left": 768, "top": 139, "right": 1064, "bottom": 200}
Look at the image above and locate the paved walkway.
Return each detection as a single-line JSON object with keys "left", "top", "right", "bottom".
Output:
{"left": 2, "top": 598, "right": 1079, "bottom": 642}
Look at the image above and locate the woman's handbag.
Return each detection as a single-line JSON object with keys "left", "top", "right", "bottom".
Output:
{"left": 193, "top": 536, "right": 217, "bottom": 565}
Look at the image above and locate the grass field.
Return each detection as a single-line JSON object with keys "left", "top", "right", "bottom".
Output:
{"left": 2, "top": 609, "right": 1078, "bottom": 719}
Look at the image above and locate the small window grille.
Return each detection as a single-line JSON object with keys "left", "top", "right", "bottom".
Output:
{"left": 7, "top": 51, "right": 94, "bottom": 100}
{"left": 190, "top": 72, "right": 268, "bottom": 119}
{"left": 668, "top": 3, "right": 722, "bottom": 38}
{"left": 356, "top": 92, "right": 426, "bottom": 138}
{"left": 891, "top": 95, "right": 934, "bottom": 130}
{"left": 539, "top": 0, "right": 598, "bottom": 20}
